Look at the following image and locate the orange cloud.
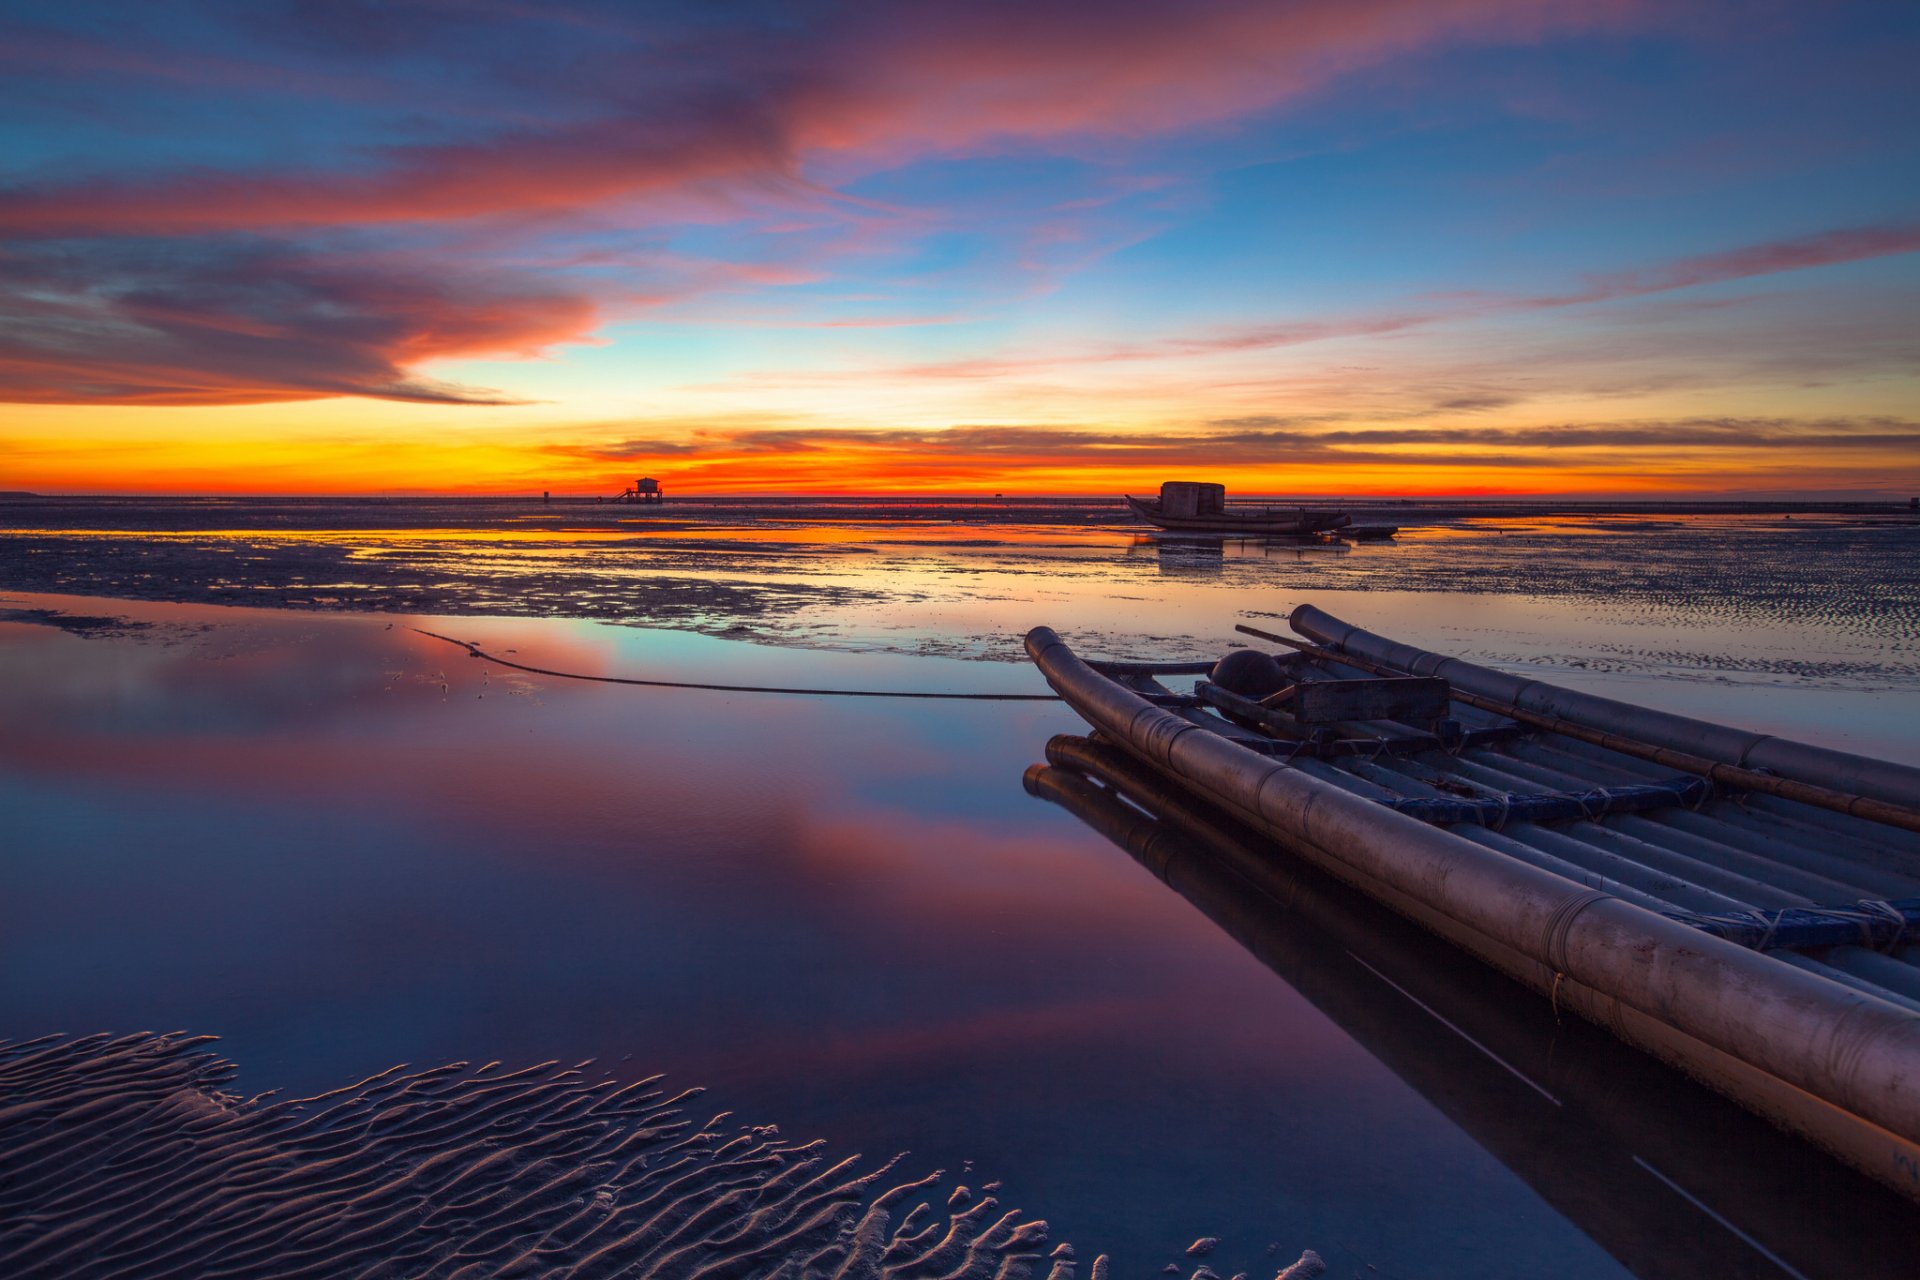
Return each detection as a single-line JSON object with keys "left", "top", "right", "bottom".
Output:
{"left": 538, "top": 416, "right": 1920, "bottom": 496}
{"left": 9, "top": 407, "right": 1918, "bottom": 496}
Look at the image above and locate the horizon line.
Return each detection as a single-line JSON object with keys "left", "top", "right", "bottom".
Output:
{"left": 6, "top": 490, "right": 1917, "bottom": 505}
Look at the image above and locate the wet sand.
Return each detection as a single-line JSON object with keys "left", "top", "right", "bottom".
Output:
{"left": 5, "top": 498, "right": 1917, "bottom": 684}
{"left": 1, "top": 1031, "right": 1114, "bottom": 1280}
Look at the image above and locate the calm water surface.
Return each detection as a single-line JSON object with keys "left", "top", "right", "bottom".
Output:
{"left": 4, "top": 503, "right": 1920, "bottom": 1278}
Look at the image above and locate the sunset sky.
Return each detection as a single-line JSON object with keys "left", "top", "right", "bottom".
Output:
{"left": 3, "top": 0, "right": 1917, "bottom": 495}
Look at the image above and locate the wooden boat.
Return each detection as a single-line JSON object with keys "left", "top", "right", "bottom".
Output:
{"left": 1026, "top": 605, "right": 1920, "bottom": 1201}
{"left": 1025, "top": 736, "right": 1919, "bottom": 1274}
{"left": 1124, "top": 481, "right": 1351, "bottom": 535}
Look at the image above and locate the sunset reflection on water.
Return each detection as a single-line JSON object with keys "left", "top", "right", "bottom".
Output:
{"left": 0, "top": 596, "right": 1606, "bottom": 1276}
{"left": 3, "top": 589, "right": 1919, "bottom": 1277}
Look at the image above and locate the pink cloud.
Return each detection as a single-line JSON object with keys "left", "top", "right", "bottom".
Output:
{"left": 1535, "top": 222, "right": 1920, "bottom": 306}
{"left": 0, "top": 1, "right": 1645, "bottom": 238}
{"left": 779, "top": 219, "right": 1920, "bottom": 384}
{"left": 799, "top": 0, "right": 1646, "bottom": 157}
{"left": 0, "top": 115, "right": 794, "bottom": 236}
{"left": 8, "top": 0, "right": 1843, "bottom": 412}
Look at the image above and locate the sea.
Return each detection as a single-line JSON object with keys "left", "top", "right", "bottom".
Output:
{"left": 4, "top": 495, "right": 1919, "bottom": 1278}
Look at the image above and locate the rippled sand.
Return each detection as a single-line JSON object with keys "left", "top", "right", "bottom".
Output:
{"left": 1, "top": 1031, "right": 1165, "bottom": 1280}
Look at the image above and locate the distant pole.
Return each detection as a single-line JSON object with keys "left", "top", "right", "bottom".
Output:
{"left": 543, "top": 491, "right": 550, "bottom": 504}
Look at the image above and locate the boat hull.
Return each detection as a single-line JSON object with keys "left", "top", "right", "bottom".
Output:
{"left": 1026, "top": 615, "right": 1920, "bottom": 1202}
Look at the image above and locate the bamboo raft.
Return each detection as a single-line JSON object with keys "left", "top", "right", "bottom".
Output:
{"left": 1024, "top": 737, "right": 1916, "bottom": 1276}
{"left": 1025, "top": 605, "right": 1920, "bottom": 1202}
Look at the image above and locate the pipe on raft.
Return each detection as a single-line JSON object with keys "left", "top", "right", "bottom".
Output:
{"left": 1285, "top": 687, "right": 1920, "bottom": 1007}
{"left": 1289, "top": 603, "right": 1920, "bottom": 814}
{"left": 1037, "top": 733, "right": 1920, "bottom": 1206}
{"left": 1243, "top": 621, "right": 1920, "bottom": 836}
{"left": 1025, "top": 625, "right": 1920, "bottom": 1200}
{"left": 1026, "top": 739, "right": 1920, "bottom": 1275}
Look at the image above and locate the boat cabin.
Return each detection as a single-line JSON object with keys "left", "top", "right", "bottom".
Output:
{"left": 1158, "top": 481, "right": 1226, "bottom": 517}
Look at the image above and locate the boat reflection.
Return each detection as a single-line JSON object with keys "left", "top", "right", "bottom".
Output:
{"left": 1130, "top": 534, "right": 1350, "bottom": 575}
{"left": 1024, "top": 733, "right": 1918, "bottom": 1280}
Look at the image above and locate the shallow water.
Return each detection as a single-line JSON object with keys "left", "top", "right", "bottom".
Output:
{"left": 4, "top": 500, "right": 1920, "bottom": 1277}
{"left": 7, "top": 497, "right": 1918, "bottom": 691}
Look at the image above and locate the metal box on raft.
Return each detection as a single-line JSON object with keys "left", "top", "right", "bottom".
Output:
{"left": 1156, "top": 481, "right": 1226, "bottom": 519}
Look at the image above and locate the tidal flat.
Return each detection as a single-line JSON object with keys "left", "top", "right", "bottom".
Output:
{"left": 3, "top": 498, "right": 1919, "bottom": 1278}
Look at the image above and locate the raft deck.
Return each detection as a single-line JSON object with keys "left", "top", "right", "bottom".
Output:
{"left": 1027, "top": 605, "right": 1920, "bottom": 1201}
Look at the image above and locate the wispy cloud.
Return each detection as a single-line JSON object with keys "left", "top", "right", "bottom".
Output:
{"left": 827, "top": 219, "right": 1920, "bottom": 383}
{"left": 552, "top": 415, "right": 1920, "bottom": 471}
{"left": 0, "top": 1, "right": 1639, "bottom": 238}
{"left": 0, "top": 0, "right": 1657, "bottom": 407}
{"left": 1526, "top": 222, "right": 1920, "bottom": 307}
{"left": 0, "top": 237, "right": 597, "bottom": 404}
{"left": 2, "top": 0, "right": 1913, "bottom": 505}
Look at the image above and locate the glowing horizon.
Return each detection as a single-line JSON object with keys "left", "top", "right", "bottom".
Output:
{"left": 3, "top": 2, "right": 1917, "bottom": 498}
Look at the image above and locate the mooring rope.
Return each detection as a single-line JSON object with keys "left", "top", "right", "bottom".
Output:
{"left": 412, "top": 628, "right": 1062, "bottom": 701}
{"left": 1662, "top": 897, "right": 1920, "bottom": 952}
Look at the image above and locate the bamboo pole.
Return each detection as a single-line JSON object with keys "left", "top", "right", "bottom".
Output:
{"left": 1234, "top": 623, "right": 1920, "bottom": 837}
{"left": 1288, "top": 604, "right": 1920, "bottom": 814}
{"left": 1027, "top": 737, "right": 1920, "bottom": 1232}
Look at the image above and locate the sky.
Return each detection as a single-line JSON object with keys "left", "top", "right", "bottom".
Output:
{"left": 2, "top": 0, "right": 1917, "bottom": 496}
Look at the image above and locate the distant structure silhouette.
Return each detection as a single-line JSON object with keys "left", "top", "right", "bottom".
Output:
{"left": 614, "top": 477, "right": 664, "bottom": 504}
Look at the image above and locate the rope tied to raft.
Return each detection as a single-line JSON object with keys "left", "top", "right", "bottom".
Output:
{"left": 1856, "top": 898, "right": 1911, "bottom": 952}
{"left": 1576, "top": 786, "right": 1615, "bottom": 822}
{"left": 1236, "top": 620, "right": 1920, "bottom": 838}
{"left": 412, "top": 629, "right": 1061, "bottom": 702}
{"left": 1664, "top": 898, "right": 1920, "bottom": 952}
{"left": 1730, "top": 765, "right": 1777, "bottom": 814}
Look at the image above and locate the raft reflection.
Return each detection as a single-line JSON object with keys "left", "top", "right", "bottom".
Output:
{"left": 1024, "top": 734, "right": 1916, "bottom": 1280}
